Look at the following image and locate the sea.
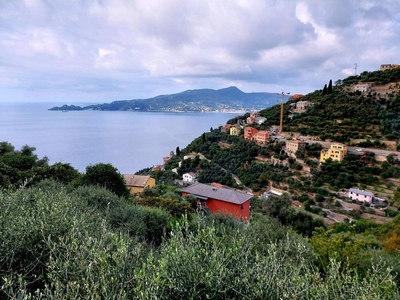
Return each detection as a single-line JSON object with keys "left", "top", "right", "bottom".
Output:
{"left": 0, "top": 102, "right": 238, "bottom": 174}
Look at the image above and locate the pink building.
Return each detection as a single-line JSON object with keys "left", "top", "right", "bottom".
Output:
{"left": 347, "top": 188, "right": 374, "bottom": 204}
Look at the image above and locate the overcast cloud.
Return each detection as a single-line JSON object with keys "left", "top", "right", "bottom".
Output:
{"left": 1, "top": 0, "right": 400, "bottom": 103}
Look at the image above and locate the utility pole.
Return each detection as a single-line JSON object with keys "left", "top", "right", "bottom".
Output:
{"left": 280, "top": 91, "right": 290, "bottom": 132}
{"left": 354, "top": 63, "right": 358, "bottom": 76}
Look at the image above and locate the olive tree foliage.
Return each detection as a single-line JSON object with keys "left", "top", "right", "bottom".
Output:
{"left": 1, "top": 182, "right": 398, "bottom": 299}
{"left": 83, "top": 163, "right": 129, "bottom": 198}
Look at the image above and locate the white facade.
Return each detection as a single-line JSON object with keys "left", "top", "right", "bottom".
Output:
{"left": 255, "top": 117, "right": 267, "bottom": 124}
{"left": 183, "top": 172, "right": 197, "bottom": 183}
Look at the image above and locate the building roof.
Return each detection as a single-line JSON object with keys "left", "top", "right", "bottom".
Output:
{"left": 287, "top": 139, "right": 306, "bottom": 144}
{"left": 348, "top": 188, "right": 374, "bottom": 197}
{"left": 124, "top": 174, "right": 151, "bottom": 187}
{"left": 183, "top": 172, "right": 197, "bottom": 177}
{"left": 181, "top": 182, "right": 252, "bottom": 205}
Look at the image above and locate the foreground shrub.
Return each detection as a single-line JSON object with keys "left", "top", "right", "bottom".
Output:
{"left": 1, "top": 183, "right": 398, "bottom": 299}
{"left": 133, "top": 218, "right": 398, "bottom": 299}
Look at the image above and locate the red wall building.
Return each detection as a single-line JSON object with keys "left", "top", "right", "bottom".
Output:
{"left": 181, "top": 183, "right": 252, "bottom": 222}
{"left": 244, "top": 127, "right": 258, "bottom": 141}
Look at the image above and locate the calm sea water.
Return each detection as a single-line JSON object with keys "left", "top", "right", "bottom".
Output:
{"left": 0, "top": 102, "right": 236, "bottom": 173}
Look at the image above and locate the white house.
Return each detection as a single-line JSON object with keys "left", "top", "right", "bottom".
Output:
{"left": 347, "top": 188, "right": 374, "bottom": 204}
{"left": 255, "top": 117, "right": 267, "bottom": 125}
{"left": 183, "top": 172, "right": 197, "bottom": 183}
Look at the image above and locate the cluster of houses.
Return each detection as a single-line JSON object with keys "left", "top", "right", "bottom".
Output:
{"left": 220, "top": 112, "right": 269, "bottom": 145}
{"left": 122, "top": 173, "right": 252, "bottom": 222}
{"left": 281, "top": 138, "right": 348, "bottom": 164}
{"left": 124, "top": 85, "right": 397, "bottom": 222}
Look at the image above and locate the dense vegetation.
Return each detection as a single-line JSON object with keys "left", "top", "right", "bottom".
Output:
{"left": 1, "top": 181, "right": 399, "bottom": 299}
{"left": 226, "top": 68, "right": 400, "bottom": 141}
{"left": 1, "top": 141, "right": 400, "bottom": 298}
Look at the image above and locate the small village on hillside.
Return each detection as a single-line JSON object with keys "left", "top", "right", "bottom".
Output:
{"left": 138, "top": 64, "right": 400, "bottom": 225}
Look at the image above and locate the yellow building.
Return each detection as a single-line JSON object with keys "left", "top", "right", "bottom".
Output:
{"left": 230, "top": 126, "right": 240, "bottom": 136}
{"left": 123, "top": 174, "right": 155, "bottom": 194}
{"left": 320, "top": 143, "right": 348, "bottom": 163}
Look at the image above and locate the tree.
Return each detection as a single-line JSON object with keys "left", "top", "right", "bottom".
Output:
{"left": 44, "top": 162, "right": 81, "bottom": 184}
{"left": 322, "top": 84, "right": 327, "bottom": 95}
{"left": 83, "top": 163, "right": 129, "bottom": 198}
{"left": 0, "top": 142, "right": 15, "bottom": 155}
{"left": 176, "top": 146, "right": 181, "bottom": 156}
{"left": 328, "top": 79, "right": 333, "bottom": 94}
{"left": 202, "top": 132, "right": 206, "bottom": 143}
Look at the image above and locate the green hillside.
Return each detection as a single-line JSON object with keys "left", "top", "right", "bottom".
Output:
{"left": 258, "top": 68, "right": 400, "bottom": 141}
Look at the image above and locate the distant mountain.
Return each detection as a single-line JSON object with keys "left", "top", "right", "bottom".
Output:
{"left": 49, "top": 87, "right": 286, "bottom": 112}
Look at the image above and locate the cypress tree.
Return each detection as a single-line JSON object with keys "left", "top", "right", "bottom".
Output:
{"left": 328, "top": 79, "right": 333, "bottom": 94}
{"left": 322, "top": 84, "right": 327, "bottom": 95}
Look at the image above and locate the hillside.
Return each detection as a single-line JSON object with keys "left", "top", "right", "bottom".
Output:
{"left": 49, "top": 86, "right": 288, "bottom": 112}
{"left": 259, "top": 68, "right": 400, "bottom": 141}
{"left": 152, "top": 68, "right": 400, "bottom": 226}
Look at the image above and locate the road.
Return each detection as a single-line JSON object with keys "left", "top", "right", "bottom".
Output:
{"left": 270, "top": 135, "right": 400, "bottom": 157}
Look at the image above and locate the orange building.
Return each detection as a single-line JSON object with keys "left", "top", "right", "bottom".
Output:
{"left": 181, "top": 183, "right": 252, "bottom": 222}
{"left": 254, "top": 131, "right": 269, "bottom": 145}
{"left": 244, "top": 127, "right": 258, "bottom": 141}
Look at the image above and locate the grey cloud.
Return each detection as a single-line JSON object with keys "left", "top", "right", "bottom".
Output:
{"left": 0, "top": 0, "right": 399, "bottom": 102}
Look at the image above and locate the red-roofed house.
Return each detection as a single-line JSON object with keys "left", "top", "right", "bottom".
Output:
{"left": 181, "top": 183, "right": 252, "bottom": 222}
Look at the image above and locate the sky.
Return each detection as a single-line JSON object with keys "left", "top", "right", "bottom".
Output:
{"left": 1, "top": 0, "right": 400, "bottom": 104}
